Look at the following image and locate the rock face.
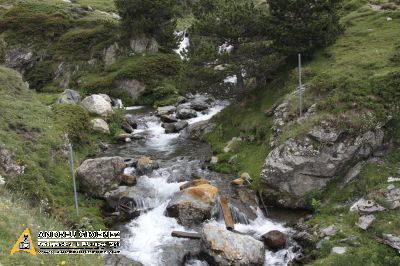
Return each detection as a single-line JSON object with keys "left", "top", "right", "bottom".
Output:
{"left": 166, "top": 184, "right": 218, "bottom": 226}
{"left": 261, "top": 124, "right": 384, "bottom": 208}
{"left": 0, "top": 148, "right": 24, "bottom": 179}
{"left": 81, "top": 95, "right": 113, "bottom": 117}
{"left": 129, "top": 36, "right": 159, "bottom": 53}
{"left": 201, "top": 223, "right": 265, "bottom": 266}
{"left": 262, "top": 230, "right": 287, "bottom": 250}
{"left": 91, "top": 118, "right": 110, "bottom": 134}
{"left": 4, "top": 48, "right": 34, "bottom": 74}
{"left": 76, "top": 157, "right": 125, "bottom": 197}
{"left": 113, "top": 79, "right": 146, "bottom": 102}
{"left": 57, "top": 89, "right": 81, "bottom": 104}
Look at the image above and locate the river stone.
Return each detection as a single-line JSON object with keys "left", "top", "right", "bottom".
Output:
{"left": 91, "top": 118, "right": 110, "bottom": 134}
{"left": 162, "top": 123, "right": 176, "bottom": 134}
{"left": 201, "top": 223, "right": 265, "bottom": 266}
{"left": 99, "top": 94, "right": 112, "bottom": 103}
{"left": 262, "top": 230, "right": 287, "bottom": 250}
{"left": 160, "top": 114, "right": 178, "bottom": 123}
{"left": 261, "top": 126, "right": 384, "bottom": 209}
{"left": 121, "top": 121, "right": 134, "bottom": 133}
{"left": 120, "top": 173, "right": 137, "bottom": 186}
{"left": 176, "top": 108, "right": 197, "bottom": 120}
{"left": 124, "top": 114, "right": 138, "bottom": 129}
{"left": 174, "top": 120, "right": 189, "bottom": 132}
{"left": 57, "top": 89, "right": 80, "bottom": 104}
{"left": 81, "top": 95, "right": 113, "bottom": 117}
{"left": 166, "top": 184, "right": 219, "bottom": 226}
{"left": 76, "top": 157, "right": 125, "bottom": 197}
{"left": 157, "top": 106, "right": 176, "bottom": 116}
{"left": 190, "top": 98, "right": 209, "bottom": 111}
{"left": 136, "top": 156, "right": 159, "bottom": 175}
{"left": 356, "top": 215, "right": 375, "bottom": 230}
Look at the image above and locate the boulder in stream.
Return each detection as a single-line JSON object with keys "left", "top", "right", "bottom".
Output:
{"left": 124, "top": 114, "right": 138, "bottom": 129}
{"left": 201, "top": 222, "right": 265, "bottom": 266}
{"left": 76, "top": 157, "right": 125, "bottom": 197}
{"left": 136, "top": 156, "right": 159, "bottom": 175}
{"left": 157, "top": 106, "right": 176, "bottom": 116}
{"left": 166, "top": 184, "right": 218, "bottom": 226}
{"left": 262, "top": 230, "right": 287, "bottom": 250}
{"left": 176, "top": 107, "right": 197, "bottom": 120}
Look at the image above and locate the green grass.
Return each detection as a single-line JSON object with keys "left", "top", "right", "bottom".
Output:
{"left": 0, "top": 66, "right": 107, "bottom": 231}
{"left": 0, "top": 187, "right": 104, "bottom": 266}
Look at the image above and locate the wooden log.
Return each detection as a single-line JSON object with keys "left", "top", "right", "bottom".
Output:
{"left": 220, "top": 196, "right": 234, "bottom": 231}
{"left": 171, "top": 231, "right": 201, "bottom": 239}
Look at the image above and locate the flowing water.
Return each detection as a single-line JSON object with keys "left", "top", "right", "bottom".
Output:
{"left": 102, "top": 98, "right": 299, "bottom": 266}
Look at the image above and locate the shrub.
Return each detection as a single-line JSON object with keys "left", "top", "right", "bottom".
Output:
{"left": 52, "top": 104, "right": 90, "bottom": 145}
{"left": 108, "top": 108, "right": 125, "bottom": 136}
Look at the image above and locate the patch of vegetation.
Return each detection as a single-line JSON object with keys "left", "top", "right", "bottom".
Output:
{"left": 137, "top": 83, "right": 179, "bottom": 107}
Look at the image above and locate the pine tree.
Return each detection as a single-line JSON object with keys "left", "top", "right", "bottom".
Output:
{"left": 267, "top": 0, "right": 343, "bottom": 57}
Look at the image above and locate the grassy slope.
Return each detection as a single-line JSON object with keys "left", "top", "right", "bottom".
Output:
{"left": 205, "top": 1, "right": 400, "bottom": 263}
{"left": 0, "top": 66, "right": 108, "bottom": 238}
{"left": 0, "top": 187, "right": 103, "bottom": 265}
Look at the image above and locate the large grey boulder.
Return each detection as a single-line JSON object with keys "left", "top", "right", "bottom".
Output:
{"left": 76, "top": 157, "right": 125, "bottom": 197}
{"left": 166, "top": 184, "right": 219, "bottom": 227}
{"left": 157, "top": 106, "right": 176, "bottom": 116}
{"left": 176, "top": 104, "right": 197, "bottom": 120}
{"left": 81, "top": 95, "right": 113, "bottom": 117}
{"left": 190, "top": 98, "right": 209, "bottom": 111}
{"left": 57, "top": 89, "right": 81, "bottom": 104}
{"left": 201, "top": 223, "right": 265, "bottom": 266}
{"left": 261, "top": 123, "right": 384, "bottom": 208}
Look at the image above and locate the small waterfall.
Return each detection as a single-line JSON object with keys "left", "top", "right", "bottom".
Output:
{"left": 230, "top": 205, "right": 250, "bottom": 225}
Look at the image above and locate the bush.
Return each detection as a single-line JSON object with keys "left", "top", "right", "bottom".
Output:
{"left": 109, "top": 108, "right": 125, "bottom": 136}
{"left": 52, "top": 104, "right": 90, "bottom": 145}
{"left": 138, "top": 83, "right": 178, "bottom": 106}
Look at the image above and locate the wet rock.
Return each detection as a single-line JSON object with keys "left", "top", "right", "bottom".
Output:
{"left": 121, "top": 121, "right": 134, "bottom": 134}
{"left": 76, "top": 157, "right": 125, "bottom": 197}
{"left": 81, "top": 95, "right": 113, "bottom": 117}
{"left": 356, "top": 215, "right": 375, "bottom": 230}
{"left": 180, "top": 121, "right": 216, "bottom": 140}
{"left": 91, "top": 118, "right": 110, "bottom": 134}
{"left": 320, "top": 225, "right": 337, "bottom": 237}
{"left": 261, "top": 126, "right": 384, "bottom": 209}
{"left": 201, "top": 223, "right": 265, "bottom": 266}
{"left": 162, "top": 123, "right": 176, "bottom": 134}
{"left": 114, "top": 133, "right": 132, "bottom": 143}
{"left": 350, "top": 199, "right": 386, "bottom": 214}
{"left": 136, "top": 156, "right": 159, "bottom": 175}
{"left": 0, "top": 148, "right": 24, "bottom": 179}
{"left": 157, "top": 106, "right": 176, "bottom": 116}
{"left": 180, "top": 179, "right": 210, "bottom": 190}
{"left": 331, "top": 247, "right": 346, "bottom": 255}
{"left": 176, "top": 96, "right": 187, "bottom": 105}
{"left": 176, "top": 108, "right": 197, "bottom": 120}
{"left": 262, "top": 230, "right": 287, "bottom": 250}
{"left": 190, "top": 98, "right": 209, "bottom": 111}
{"left": 124, "top": 114, "right": 138, "bottom": 129}
{"left": 175, "top": 121, "right": 189, "bottom": 132}
{"left": 160, "top": 114, "right": 178, "bottom": 123}
{"left": 120, "top": 174, "right": 137, "bottom": 186}
{"left": 57, "top": 89, "right": 81, "bottom": 104}
{"left": 166, "top": 184, "right": 218, "bottom": 226}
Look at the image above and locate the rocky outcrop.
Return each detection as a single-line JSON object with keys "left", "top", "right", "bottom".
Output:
{"left": 261, "top": 120, "right": 384, "bottom": 208}
{"left": 91, "top": 118, "right": 110, "bottom": 134}
{"left": 81, "top": 95, "right": 113, "bottom": 117}
{"left": 57, "top": 89, "right": 81, "bottom": 104}
{"left": 112, "top": 79, "right": 146, "bottom": 102}
{"left": 201, "top": 223, "right": 265, "bottom": 266}
{"left": 0, "top": 147, "right": 24, "bottom": 179}
{"left": 4, "top": 48, "right": 35, "bottom": 74}
{"left": 166, "top": 184, "right": 219, "bottom": 227}
{"left": 129, "top": 36, "right": 159, "bottom": 53}
{"left": 76, "top": 157, "right": 125, "bottom": 197}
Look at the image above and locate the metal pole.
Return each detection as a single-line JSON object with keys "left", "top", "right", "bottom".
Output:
{"left": 298, "top": 53, "right": 303, "bottom": 118}
{"left": 68, "top": 143, "right": 79, "bottom": 216}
